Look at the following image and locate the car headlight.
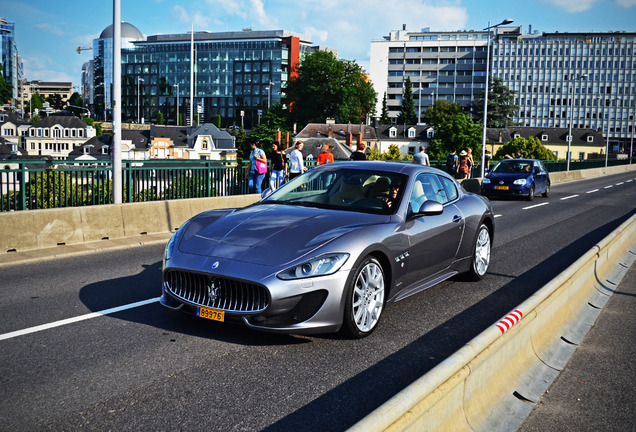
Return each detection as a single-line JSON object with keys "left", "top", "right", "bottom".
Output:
{"left": 277, "top": 253, "right": 349, "bottom": 280}
{"left": 513, "top": 178, "right": 527, "bottom": 185}
{"left": 164, "top": 231, "right": 178, "bottom": 263}
{"left": 482, "top": 178, "right": 491, "bottom": 184}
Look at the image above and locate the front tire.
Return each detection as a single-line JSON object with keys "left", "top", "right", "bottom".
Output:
{"left": 341, "top": 256, "right": 385, "bottom": 338}
{"left": 526, "top": 184, "right": 535, "bottom": 201}
{"left": 465, "top": 224, "right": 491, "bottom": 281}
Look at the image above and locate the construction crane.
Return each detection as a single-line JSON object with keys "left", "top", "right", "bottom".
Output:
{"left": 76, "top": 45, "right": 93, "bottom": 54}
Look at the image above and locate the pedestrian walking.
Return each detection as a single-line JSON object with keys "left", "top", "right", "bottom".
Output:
{"left": 269, "top": 141, "right": 287, "bottom": 190}
{"left": 247, "top": 140, "right": 267, "bottom": 193}
{"left": 413, "top": 145, "right": 430, "bottom": 166}
{"left": 289, "top": 141, "right": 307, "bottom": 180}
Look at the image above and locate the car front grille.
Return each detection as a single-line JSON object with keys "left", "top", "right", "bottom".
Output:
{"left": 163, "top": 270, "right": 269, "bottom": 313}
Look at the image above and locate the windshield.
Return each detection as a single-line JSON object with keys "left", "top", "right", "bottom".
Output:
{"left": 262, "top": 167, "right": 408, "bottom": 215}
{"left": 492, "top": 160, "right": 534, "bottom": 174}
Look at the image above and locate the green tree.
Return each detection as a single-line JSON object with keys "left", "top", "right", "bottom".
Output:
{"left": 94, "top": 122, "right": 103, "bottom": 136}
{"left": 423, "top": 100, "right": 463, "bottom": 128}
{"left": 156, "top": 111, "right": 164, "bottom": 125}
{"left": 379, "top": 92, "right": 390, "bottom": 125}
{"left": 494, "top": 136, "right": 557, "bottom": 160}
{"left": 249, "top": 106, "right": 292, "bottom": 155}
{"left": 471, "top": 77, "right": 519, "bottom": 127}
{"left": 213, "top": 114, "right": 222, "bottom": 128}
{"left": 45, "top": 93, "right": 64, "bottom": 110}
{"left": 30, "top": 93, "right": 44, "bottom": 113}
{"left": 425, "top": 112, "right": 482, "bottom": 161}
{"left": 286, "top": 50, "right": 377, "bottom": 126}
{"left": 0, "top": 65, "right": 13, "bottom": 105}
{"left": 29, "top": 114, "right": 41, "bottom": 125}
{"left": 83, "top": 117, "right": 95, "bottom": 127}
{"left": 66, "top": 92, "right": 85, "bottom": 116}
{"left": 397, "top": 77, "right": 416, "bottom": 125}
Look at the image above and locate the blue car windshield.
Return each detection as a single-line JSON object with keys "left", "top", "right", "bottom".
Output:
{"left": 262, "top": 168, "right": 408, "bottom": 215}
{"left": 493, "top": 160, "right": 533, "bottom": 174}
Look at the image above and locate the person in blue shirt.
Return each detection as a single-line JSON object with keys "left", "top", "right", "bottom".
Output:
{"left": 247, "top": 141, "right": 267, "bottom": 193}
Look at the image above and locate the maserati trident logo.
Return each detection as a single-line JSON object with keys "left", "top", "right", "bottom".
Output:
{"left": 207, "top": 281, "right": 219, "bottom": 301}
{"left": 212, "top": 261, "right": 220, "bottom": 269}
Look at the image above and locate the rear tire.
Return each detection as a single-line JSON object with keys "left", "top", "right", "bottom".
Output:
{"left": 341, "top": 256, "right": 385, "bottom": 338}
{"left": 465, "top": 224, "right": 491, "bottom": 281}
{"left": 542, "top": 182, "right": 550, "bottom": 198}
{"left": 526, "top": 184, "right": 535, "bottom": 201}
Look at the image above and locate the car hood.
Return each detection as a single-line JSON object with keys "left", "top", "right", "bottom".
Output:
{"left": 178, "top": 204, "right": 386, "bottom": 266}
{"left": 487, "top": 172, "right": 531, "bottom": 182}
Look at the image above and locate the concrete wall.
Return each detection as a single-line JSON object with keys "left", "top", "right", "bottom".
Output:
{"left": 0, "top": 194, "right": 261, "bottom": 253}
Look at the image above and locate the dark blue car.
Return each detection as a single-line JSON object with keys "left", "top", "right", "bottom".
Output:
{"left": 481, "top": 159, "right": 550, "bottom": 201}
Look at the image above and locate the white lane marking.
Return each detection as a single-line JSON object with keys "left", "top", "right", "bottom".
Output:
{"left": 604, "top": 185, "right": 613, "bottom": 189}
{"left": 616, "top": 182, "right": 624, "bottom": 186}
{"left": 627, "top": 179, "right": 633, "bottom": 183}
{"left": 561, "top": 195, "right": 579, "bottom": 200}
{"left": 586, "top": 189, "right": 599, "bottom": 194}
{"left": 0, "top": 297, "right": 161, "bottom": 342}
{"left": 495, "top": 214, "right": 503, "bottom": 218}
{"left": 522, "top": 202, "right": 549, "bottom": 210}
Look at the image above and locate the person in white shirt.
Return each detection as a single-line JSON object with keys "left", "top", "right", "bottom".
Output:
{"left": 289, "top": 141, "right": 307, "bottom": 180}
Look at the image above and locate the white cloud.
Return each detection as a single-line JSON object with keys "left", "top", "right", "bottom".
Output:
{"left": 616, "top": 0, "right": 636, "bottom": 6}
{"left": 541, "top": 0, "right": 599, "bottom": 12}
{"left": 204, "top": 0, "right": 274, "bottom": 26}
{"left": 171, "top": 5, "right": 211, "bottom": 28}
{"left": 23, "top": 56, "right": 75, "bottom": 83}
{"left": 34, "top": 23, "right": 66, "bottom": 36}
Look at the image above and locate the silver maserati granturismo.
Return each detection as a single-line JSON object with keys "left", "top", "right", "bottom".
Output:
{"left": 161, "top": 161, "right": 495, "bottom": 338}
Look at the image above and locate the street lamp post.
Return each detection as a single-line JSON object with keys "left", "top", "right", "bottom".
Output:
{"left": 566, "top": 74, "right": 587, "bottom": 171}
{"left": 173, "top": 83, "right": 179, "bottom": 125}
{"left": 480, "top": 18, "right": 513, "bottom": 178}
{"left": 137, "top": 77, "right": 144, "bottom": 123}
{"left": 266, "top": 81, "right": 274, "bottom": 109}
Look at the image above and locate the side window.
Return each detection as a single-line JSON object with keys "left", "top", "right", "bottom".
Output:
{"left": 410, "top": 173, "right": 448, "bottom": 212}
{"left": 439, "top": 176, "right": 458, "bottom": 202}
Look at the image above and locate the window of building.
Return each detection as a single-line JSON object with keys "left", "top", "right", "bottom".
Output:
{"left": 389, "top": 127, "right": 397, "bottom": 138}
{"left": 542, "top": 134, "right": 548, "bottom": 141}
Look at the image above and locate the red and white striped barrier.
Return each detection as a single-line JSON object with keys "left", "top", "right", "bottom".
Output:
{"left": 496, "top": 309, "right": 523, "bottom": 334}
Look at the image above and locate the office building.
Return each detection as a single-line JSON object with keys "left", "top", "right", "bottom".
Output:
{"left": 0, "top": 17, "right": 24, "bottom": 110}
{"left": 370, "top": 26, "right": 635, "bottom": 152}
{"left": 492, "top": 28, "right": 636, "bottom": 151}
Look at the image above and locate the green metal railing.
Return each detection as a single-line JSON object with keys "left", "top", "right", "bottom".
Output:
{"left": 1, "top": 157, "right": 633, "bottom": 212}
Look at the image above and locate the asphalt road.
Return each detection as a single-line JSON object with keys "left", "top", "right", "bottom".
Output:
{"left": 1, "top": 171, "right": 635, "bottom": 432}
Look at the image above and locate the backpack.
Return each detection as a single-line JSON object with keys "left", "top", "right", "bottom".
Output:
{"left": 445, "top": 153, "right": 455, "bottom": 173}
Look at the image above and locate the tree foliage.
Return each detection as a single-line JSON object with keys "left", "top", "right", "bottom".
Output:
{"left": 66, "top": 92, "right": 85, "bottom": 116}
{"left": 494, "top": 137, "right": 557, "bottom": 160}
{"left": 423, "top": 100, "right": 463, "bottom": 128}
{"left": 367, "top": 144, "right": 410, "bottom": 161}
{"left": 248, "top": 105, "right": 292, "bottom": 155}
{"left": 45, "top": 93, "right": 64, "bottom": 110}
{"left": 425, "top": 112, "right": 482, "bottom": 161}
{"left": 471, "top": 77, "right": 519, "bottom": 127}
{"left": 379, "top": 92, "right": 390, "bottom": 125}
{"left": 286, "top": 50, "right": 377, "bottom": 126}
{"left": 0, "top": 64, "right": 13, "bottom": 105}
{"left": 156, "top": 111, "right": 164, "bottom": 125}
{"left": 397, "top": 77, "right": 416, "bottom": 125}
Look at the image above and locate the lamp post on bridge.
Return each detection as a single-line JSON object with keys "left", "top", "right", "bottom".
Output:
{"left": 173, "top": 83, "right": 179, "bottom": 125}
{"left": 480, "top": 18, "right": 514, "bottom": 178}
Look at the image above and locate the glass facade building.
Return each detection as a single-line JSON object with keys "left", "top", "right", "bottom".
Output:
{"left": 371, "top": 26, "right": 635, "bottom": 149}
{"left": 118, "top": 29, "right": 313, "bottom": 127}
{"left": 492, "top": 30, "right": 636, "bottom": 148}
{"left": 1, "top": 17, "right": 23, "bottom": 109}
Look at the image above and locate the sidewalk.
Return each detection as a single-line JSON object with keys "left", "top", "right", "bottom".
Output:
{"left": 0, "top": 232, "right": 173, "bottom": 267}
{"left": 520, "top": 260, "right": 636, "bottom": 431}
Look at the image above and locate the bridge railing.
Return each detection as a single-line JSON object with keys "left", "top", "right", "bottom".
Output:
{"left": 0, "top": 157, "right": 632, "bottom": 212}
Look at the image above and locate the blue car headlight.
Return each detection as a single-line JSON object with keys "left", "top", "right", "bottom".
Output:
{"left": 277, "top": 253, "right": 349, "bottom": 280}
{"left": 482, "top": 178, "right": 491, "bottom": 184}
{"left": 514, "top": 178, "right": 528, "bottom": 185}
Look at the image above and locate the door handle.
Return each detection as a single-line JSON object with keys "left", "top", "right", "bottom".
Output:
{"left": 452, "top": 215, "right": 463, "bottom": 223}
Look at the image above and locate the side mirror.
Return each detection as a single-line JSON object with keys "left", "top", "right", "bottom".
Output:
{"left": 261, "top": 188, "right": 273, "bottom": 199}
{"left": 417, "top": 200, "right": 444, "bottom": 216}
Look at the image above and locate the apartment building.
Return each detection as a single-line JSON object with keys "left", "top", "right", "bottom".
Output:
{"left": 370, "top": 26, "right": 635, "bottom": 152}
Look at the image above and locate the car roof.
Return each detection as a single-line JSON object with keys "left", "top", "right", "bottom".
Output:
{"left": 316, "top": 161, "right": 450, "bottom": 177}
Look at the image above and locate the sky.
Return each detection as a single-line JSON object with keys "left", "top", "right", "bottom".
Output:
{"left": 2, "top": 0, "right": 635, "bottom": 88}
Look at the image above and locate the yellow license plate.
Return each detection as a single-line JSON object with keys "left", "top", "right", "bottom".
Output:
{"left": 197, "top": 307, "right": 225, "bottom": 322}
{"left": 494, "top": 185, "right": 509, "bottom": 190}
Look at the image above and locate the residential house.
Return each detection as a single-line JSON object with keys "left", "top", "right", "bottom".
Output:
{"left": 295, "top": 122, "right": 378, "bottom": 152}
{"left": 0, "top": 113, "right": 30, "bottom": 150}
{"left": 375, "top": 124, "right": 434, "bottom": 156}
{"left": 148, "top": 124, "right": 236, "bottom": 160}
{"left": 24, "top": 116, "right": 96, "bottom": 159}
{"left": 486, "top": 127, "right": 607, "bottom": 161}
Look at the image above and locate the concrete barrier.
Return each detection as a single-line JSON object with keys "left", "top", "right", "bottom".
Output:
{"left": 0, "top": 194, "right": 261, "bottom": 253}
{"left": 349, "top": 213, "right": 636, "bottom": 432}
